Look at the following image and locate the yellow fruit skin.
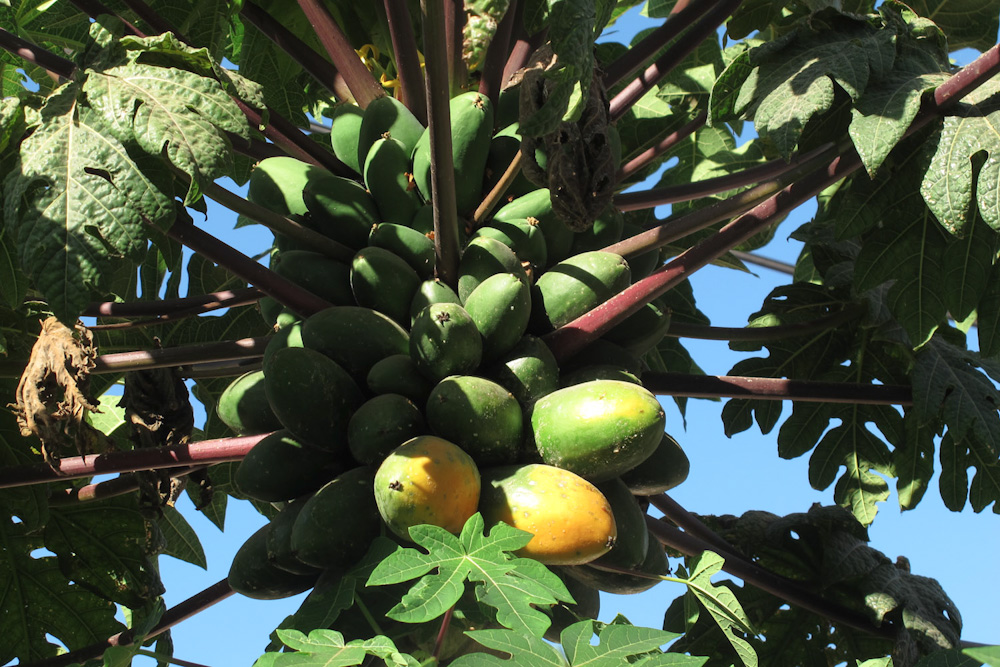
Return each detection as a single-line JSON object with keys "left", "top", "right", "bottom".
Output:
{"left": 479, "top": 464, "right": 617, "bottom": 565}
{"left": 375, "top": 436, "right": 482, "bottom": 540}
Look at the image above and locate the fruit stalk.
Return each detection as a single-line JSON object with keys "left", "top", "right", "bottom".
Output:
{"left": 0, "top": 27, "right": 75, "bottom": 79}
{"left": 477, "top": 0, "right": 519, "bottom": 108}
{"left": 0, "top": 434, "right": 268, "bottom": 489}
{"left": 617, "top": 111, "right": 707, "bottom": 183}
{"left": 91, "top": 337, "right": 267, "bottom": 374}
{"left": 665, "top": 304, "right": 865, "bottom": 342}
{"left": 383, "top": 0, "right": 428, "bottom": 120}
{"left": 83, "top": 288, "right": 264, "bottom": 319}
{"left": 49, "top": 466, "right": 208, "bottom": 506}
{"left": 642, "top": 372, "right": 913, "bottom": 405}
{"left": 87, "top": 290, "right": 258, "bottom": 330}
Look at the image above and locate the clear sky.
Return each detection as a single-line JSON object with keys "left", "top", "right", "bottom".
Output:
{"left": 124, "top": 7, "right": 1000, "bottom": 667}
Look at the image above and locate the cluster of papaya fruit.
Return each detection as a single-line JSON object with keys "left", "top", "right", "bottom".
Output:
{"left": 218, "top": 90, "right": 690, "bottom": 631}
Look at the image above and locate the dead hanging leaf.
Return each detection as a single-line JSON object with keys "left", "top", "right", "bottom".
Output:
{"left": 13, "top": 317, "right": 110, "bottom": 465}
{"left": 518, "top": 46, "right": 617, "bottom": 231}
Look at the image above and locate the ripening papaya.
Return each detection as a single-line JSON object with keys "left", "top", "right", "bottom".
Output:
{"left": 479, "top": 463, "right": 616, "bottom": 565}
{"left": 228, "top": 523, "right": 319, "bottom": 600}
{"left": 364, "top": 137, "right": 423, "bottom": 226}
{"left": 290, "top": 466, "right": 382, "bottom": 569}
{"left": 463, "top": 272, "right": 532, "bottom": 361}
{"left": 358, "top": 95, "right": 425, "bottom": 169}
{"left": 374, "top": 435, "right": 482, "bottom": 540}
{"left": 409, "top": 302, "right": 483, "bottom": 382}
{"left": 619, "top": 432, "right": 689, "bottom": 495}
{"left": 530, "top": 251, "right": 630, "bottom": 332}
{"left": 348, "top": 394, "right": 428, "bottom": 465}
{"left": 302, "top": 306, "right": 409, "bottom": 382}
{"left": 350, "top": 246, "right": 422, "bottom": 326}
{"left": 425, "top": 375, "right": 522, "bottom": 465}
{"left": 217, "top": 370, "right": 283, "bottom": 435}
{"left": 235, "top": 429, "right": 349, "bottom": 502}
{"left": 530, "top": 380, "right": 665, "bottom": 482}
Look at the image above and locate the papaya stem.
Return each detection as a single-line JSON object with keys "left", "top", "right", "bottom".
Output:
{"left": 165, "top": 213, "right": 333, "bottom": 317}
{"left": 730, "top": 250, "right": 795, "bottom": 275}
{"left": 423, "top": 0, "right": 463, "bottom": 287}
{"left": 84, "top": 288, "right": 263, "bottom": 319}
{"left": 355, "top": 596, "right": 386, "bottom": 637}
{"left": 241, "top": 0, "right": 354, "bottom": 102}
{"left": 501, "top": 25, "right": 547, "bottom": 88}
{"left": 384, "top": 0, "right": 428, "bottom": 121}
{"left": 472, "top": 149, "right": 522, "bottom": 228}
{"left": 87, "top": 291, "right": 260, "bottom": 330}
{"left": 25, "top": 579, "right": 235, "bottom": 667}
{"left": 93, "top": 337, "right": 268, "bottom": 374}
{"left": 48, "top": 466, "right": 208, "bottom": 506}
{"left": 432, "top": 606, "right": 456, "bottom": 660}
{"left": 297, "top": 0, "right": 387, "bottom": 108}
{"left": 646, "top": 493, "right": 736, "bottom": 555}
{"left": 665, "top": 304, "right": 865, "bottom": 342}
{"left": 477, "top": 0, "right": 518, "bottom": 110}
{"left": 444, "top": 0, "right": 467, "bottom": 95}
{"left": 608, "top": 0, "right": 742, "bottom": 122}
{"left": 641, "top": 372, "right": 913, "bottom": 405}
{"left": 0, "top": 27, "right": 75, "bottom": 79}
{"left": 617, "top": 111, "right": 706, "bottom": 183}
{"left": 602, "top": 0, "right": 717, "bottom": 88}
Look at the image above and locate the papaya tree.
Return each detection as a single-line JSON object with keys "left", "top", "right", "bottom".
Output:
{"left": 1, "top": 0, "right": 1000, "bottom": 665}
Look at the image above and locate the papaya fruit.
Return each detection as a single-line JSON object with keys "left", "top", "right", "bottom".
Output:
{"left": 302, "top": 172, "right": 380, "bottom": 250}
{"left": 410, "top": 279, "right": 462, "bottom": 324}
{"left": 560, "top": 365, "right": 642, "bottom": 387}
{"left": 364, "top": 137, "right": 422, "bottom": 226}
{"left": 374, "top": 435, "right": 481, "bottom": 540}
{"left": 246, "top": 156, "right": 313, "bottom": 219}
{"left": 530, "top": 251, "right": 631, "bottom": 332}
{"left": 265, "top": 499, "right": 319, "bottom": 575}
{"left": 259, "top": 295, "right": 299, "bottom": 329}
{"left": 235, "top": 429, "right": 349, "bottom": 502}
{"left": 470, "top": 218, "right": 547, "bottom": 272}
{"left": 409, "top": 302, "right": 483, "bottom": 382}
{"left": 530, "top": 380, "right": 665, "bottom": 482}
{"left": 425, "top": 375, "right": 522, "bottom": 465}
{"left": 261, "top": 321, "right": 304, "bottom": 372}
{"left": 463, "top": 272, "right": 531, "bottom": 361}
{"left": 302, "top": 306, "right": 409, "bottom": 382}
{"left": 350, "top": 246, "right": 422, "bottom": 326}
{"left": 543, "top": 570, "right": 601, "bottom": 643}
{"left": 603, "top": 298, "right": 670, "bottom": 355}
{"left": 412, "top": 91, "right": 494, "bottom": 214}
{"left": 366, "top": 354, "right": 434, "bottom": 404}
{"left": 327, "top": 103, "right": 365, "bottom": 175}
{"left": 358, "top": 95, "right": 425, "bottom": 169}
{"left": 561, "top": 339, "right": 642, "bottom": 377}
{"left": 493, "top": 189, "right": 574, "bottom": 264}
{"left": 228, "top": 523, "right": 319, "bottom": 600}
{"left": 486, "top": 335, "right": 560, "bottom": 408}
{"left": 571, "top": 206, "right": 624, "bottom": 254}
{"left": 561, "top": 530, "right": 668, "bottom": 595}
{"left": 592, "top": 477, "right": 649, "bottom": 570}
{"left": 270, "top": 250, "right": 353, "bottom": 306}
{"left": 369, "top": 223, "right": 435, "bottom": 280}
{"left": 458, "top": 236, "right": 527, "bottom": 302}
{"left": 348, "top": 394, "right": 428, "bottom": 465}
{"left": 264, "top": 347, "right": 364, "bottom": 447}
{"left": 484, "top": 123, "right": 536, "bottom": 199}
{"left": 290, "top": 466, "right": 382, "bottom": 569}
{"left": 619, "top": 432, "right": 689, "bottom": 495}
{"left": 620, "top": 222, "right": 660, "bottom": 280}
{"left": 478, "top": 463, "right": 616, "bottom": 565}
{"left": 217, "top": 370, "right": 283, "bottom": 435}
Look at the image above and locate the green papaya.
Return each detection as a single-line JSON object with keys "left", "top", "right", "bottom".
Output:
{"left": 327, "top": 104, "right": 365, "bottom": 175}
{"left": 409, "top": 203, "right": 434, "bottom": 234}
{"left": 458, "top": 236, "right": 527, "bottom": 302}
{"left": 217, "top": 370, "right": 283, "bottom": 435}
{"left": 264, "top": 347, "right": 364, "bottom": 447}
{"left": 290, "top": 466, "right": 382, "bottom": 569}
{"left": 463, "top": 272, "right": 531, "bottom": 361}
{"left": 358, "top": 95, "right": 425, "bottom": 169}
{"left": 561, "top": 339, "right": 642, "bottom": 377}
{"left": 364, "top": 137, "right": 422, "bottom": 226}
{"left": 409, "top": 302, "right": 483, "bottom": 382}
{"left": 619, "top": 432, "right": 689, "bottom": 495}
{"left": 621, "top": 222, "right": 660, "bottom": 280}
{"left": 560, "top": 530, "right": 668, "bottom": 595}
{"left": 234, "top": 429, "right": 349, "bottom": 502}
{"left": 485, "top": 335, "right": 560, "bottom": 409}
{"left": 543, "top": 570, "right": 601, "bottom": 643}
{"left": 592, "top": 477, "right": 649, "bottom": 570}
{"left": 302, "top": 172, "right": 380, "bottom": 250}
{"left": 350, "top": 246, "right": 422, "bottom": 326}
{"left": 366, "top": 354, "right": 435, "bottom": 404}
{"left": 530, "top": 380, "right": 665, "bottom": 482}
{"left": 484, "top": 123, "right": 536, "bottom": 199}
{"left": 270, "top": 250, "right": 353, "bottom": 306}
{"left": 571, "top": 206, "right": 624, "bottom": 254}
{"left": 410, "top": 279, "right": 462, "bottom": 324}
{"left": 228, "top": 523, "right": 318, "bottom": 600}
{"left": 369, "top": 223, "right": 435, "bottom": 280}
{"left": 301, "top": 306, "right": 409, "bottom": 381}
{"left": 560, "top": 365, "right": 642, "bottom": 387}
{"left": 259, "top": 295, "right": 297, "bottom": 329}
{"left": 470, "top": 218, "right": 547, "bottom": 272}
{"left": 603, "top": 298, "right": 670, "bottom": 355}
{"left": 493, "top": 189, "right": 574, "bottom": 264}
{"left": 246, "top": 156, "right": 313, "bottom": 218}
{"left": 530, "top": 251, "right": 630, "bottom": 332}
{"left": 348, "top": 394, "right": 428, "bottom": 465}
{"left": 265, "top": 499, "right": 320, "bottom": 575}
{"left": 425, "top": 375, "right": 522, "bottom": 465}
{"left": 412, "top": 91, "right": 494, "bottom": 214}
{"left": 261, "top": 321, "right": 304, "bottom": 372}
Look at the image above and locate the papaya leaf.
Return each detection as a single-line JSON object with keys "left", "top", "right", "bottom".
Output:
{"left": 158, "top": 505, "right": 207, "bottom": 569}
{"left": 916, "top": 648, "right": 986, "bottom": 666}
{"left": 366, "top": 513, "right": 573, "bottom": 637}
{"left": 858, "top": 659, "right": 892, "bottom": 667}
{"left": 258, "top": 628, "right": 419, "bottom": 667}
{"left": 0, "top": 381, "right": 48, "bottom": 533}
{"left": 963, "top": 646, "right": 1000, "bottom": 666}
{"left": 3, "top": 83, "right": 175, "bottom": 322}
{"left": 904, "top": 0, "right": 1000, "bottom": 51}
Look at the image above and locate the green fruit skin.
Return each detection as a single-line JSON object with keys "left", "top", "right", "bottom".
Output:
{"left": 412, "top": 91, "right": 494, "bottom": 214}
{"left": 530, "top": 380, "right": 665, "bottom": 482}
{"left": 592, "top": 477, "right": 649, "bottom": 570}
{"left": 302, "top": 173, "right": 380, "bottom": 249}
{"left": 217, "top": 370, "right": 283, "bottom": 435}
{"left": 262, "top": 321, "right": 304, "bottom": 372}
{"left": 410, "top": 279, "right": 462, "bottom": 325}
{"left": 364, "top": 137, "right": 423, "bottom": 226}
{"left": 571, "top": 206, "right": 624, "bottom": 254}
{"left": 621, "top": 222, "right": 660, "bottom": 280}
{"left": 485, "top": 334, "right": 560, "bottom": 409}
{"left": 302, "top": 306, "right": 409, "bottom": 382}
{"left": 464, "top": 273, "right": 532, "bottom": 361}
{"left": 265, "top": 500, "right": 320, "bottom": 575}
{"left": 358, "top": 95, "right": 425, "bottom": 169}
{"left": 348, "top": 394, "right": 428, "bottom": 465}
{"left": 560, "top": 530, "right": 668, "bottom": 595}
{"left": 603, "top": 298, "right": 670, "bottom": 355}
{"left": 543, "top": 570, "right": 601, "bottom": 643}
{"left": 350, "top": 246, "right": 422, "bottom": 326}
{"left": 560, "top": 364, "right": 642, "bottom": 387}
{"left": 425, "top": 375, "right": 522, "bottom": 465}
{"left": 562, "top": 339, "right": 642, "bottom": 377}
{"left": 264, "top": 347, "right": 364, "bottom": 448}
{"left": 485, "top": 123, "right": 537, "bottom": 199}
{"left": 369, "top": 222, "right": 435, "bottom": 280}
{"left": 246, "top": 156, "right": 313, "bottom": 218}
{"left": 458, "top": 236, "right": 528, "bottom": 303}
{"left": 235, "top": 429, "right": 350, "bottom": 502}
{"left": 493, "top": 188, "right": 574, "bottom": 264}
{"left": 270, "top": 250, "right": 354, "bottom": 306}
{"left": 328, "top": 104, "right": 365, "bottom": 174}
{"left": 530, "top": 251, "right": 631, "bottom": 332}
{"left": 366, "top": 354, "right": 435, "bottom": 404}
{"left": 471, "top": 218, "right": 547, "bottom": 272}
{"left": 228, "top": 523, "right": 319, "bottom": 600}
{"left": 409, "top": 302, "right": 483, "bottom": 382}
{"left": 619, "top": 432, "right": 690, "bottom": 495}
{"left": 291, "top": 467, "right": 382, "bottom": 569}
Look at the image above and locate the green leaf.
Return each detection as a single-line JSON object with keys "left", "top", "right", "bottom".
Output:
{"left": 905, "top": 0, "right": 1000, "bottom": 51}
{"left": 44, "top": 494, "right": 166, "bottom": 608}
{"left": 963, "top": 646, "right": 1000, "bottom": 666}
{"left": 858, "top": 658, "right": 892, "bottom": 667}
{"left": 83, "top": 61, "right": 248, "bottom": 203}
{"left": 977, "top": 261, "right": 1000, "bottom": 358}
{"left": 915, "top": 648, "right": 984, "bottom": 666}
{"left": 260, "top": 629, "right": 417, "bottom": 667}
{"left": 893, "top": 413, "right": 936, "bottom": 511}
{"left": 451, "top": 628, "right": 568, "bottom": 666}
{"left": 366, "top": 513, "right": 572, "bottom": 637}
{"left": 158, "top": 505, "right": 207, "bottom": 569}
{"left": 3, "top": 83, "right": 175, "bottom": 321}
{"left": 679, "top": 552, "right": 758, "bottom": 667}
{"left": 0, "top": 378, "right": 48, "bottom": 532}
